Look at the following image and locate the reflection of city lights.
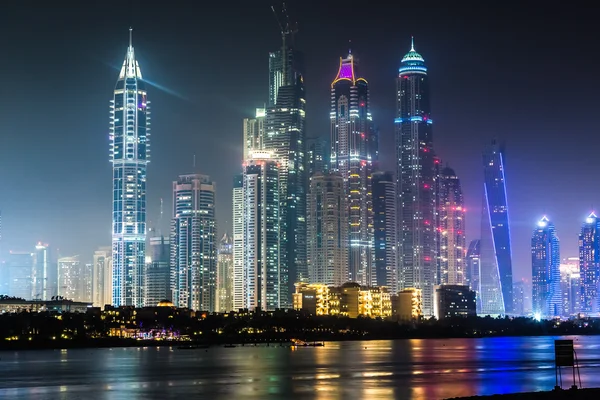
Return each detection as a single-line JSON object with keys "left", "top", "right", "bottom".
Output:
{"left": 534, "top": 313, "right": 541, "bottom": 321}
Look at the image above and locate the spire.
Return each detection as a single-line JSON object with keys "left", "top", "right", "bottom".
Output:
{"left": 400, "top": 36, "right": 426, "bottom": 75}
{"left": 411, "top": 35, "right": 415, "bottom": 51}
{"left": 119, "top": 28, "right": 142, "bottom": 80}
{"left": 348, "top": 39, "right": 352, "bottom": 55}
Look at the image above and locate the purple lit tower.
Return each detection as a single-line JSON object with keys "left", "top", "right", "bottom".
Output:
{"left": 329, "top": 51, "right": 377, "bottom": 285}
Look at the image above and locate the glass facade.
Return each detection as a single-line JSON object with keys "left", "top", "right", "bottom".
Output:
{"left": 578, "top": 213, "right": 600, "bottom": 314}
{"left": 531, "top": 216, "right": 561, "bottom": 317}
{"left": 395, "top": 40, "right": 437, "bottom": 316}
{"left": 438, "top": 167, "right": 466, "bottom": 285}
{"left": 110, "top": 32, "right": 149, "bottom": 307}
{"left": 481, "top": 139, "right": 513, "bottom": 314}
{"left": 372, "top": 171, "right": 398, "bottom": 292}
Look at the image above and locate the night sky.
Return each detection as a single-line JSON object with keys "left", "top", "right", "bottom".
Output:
{"left": 1, "top": 1, "right": 598, "bottom": 282}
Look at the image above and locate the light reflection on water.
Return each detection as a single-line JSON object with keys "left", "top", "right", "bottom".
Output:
{"left": 1, "top": 336, "right": 600, "bottom": 399}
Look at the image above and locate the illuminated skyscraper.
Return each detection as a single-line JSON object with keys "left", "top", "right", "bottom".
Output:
{"left": 578, "top": 212, "right": 600, "bottom": 314}
{"left": 7, "top": 251, "right": 33, "bottom": 299}
{"left": 243, "top": 108, "right": 266, "bottom": 161}
{"left": 531, "top": 216, "right": 561, "bottom": 318}
{"left": 110, "top": 30, "right": 149, "bottom": 307}
{"left": 372, "top": 171, "right": 398, "bottom": 292}
{"left": 264, "top": 77, "right": 306, "bottom": 307}
{"left": 58, "top": 255, "right": 92, "bottom": 302}
{"left": 232, "top": 174, "right": 244, "bottom": 310}
{"left": 330, "top": 51, "right": 376, "bottom": 286}
{"left": 241, "top": 153, "right": 280, "bottom": 310}
{"left": 306, "top": 136, "right": 329, "bottom": 178}
{"left": 438, "top": 167, "right": 466, "bottom": 285}
{"left": 92, "top": 247, "right": 112, "bottom": 308}
{"left": 32, "top": 243, "right": 56, "bottom": 300}
{"left": 481, "top": 139, "right": 514, "bottom": 314}
{"left": 465, "top": 239, "right": 481, "bottom": 310}
{"left": 395, "top": 39, "right": 437, "bottom": 315}
{"left": 307, "top": 172, "right": 348, "bottom": 286}
{"left": 144, "top": 236, "right": 170, "bottom": 307}
{"left": 170, "top": 174, "right": 217, "bottom": 311}
{"left": 216, "top": 233, "right": 234, "bottom": 312}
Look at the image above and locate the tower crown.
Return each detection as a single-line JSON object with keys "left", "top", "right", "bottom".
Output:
{"left": 331, "top": 53, "right": 368, "bottom": 87}
{"left": 538, "top": 215, "right": 550, "bottom": 228}
{"left": 119, "top": 28, "right": 142, "bottom": 79}
{"left": 399, "top": 37, "right": 427, "bottom": 76}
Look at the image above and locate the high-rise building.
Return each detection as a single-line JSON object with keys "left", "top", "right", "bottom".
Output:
{"left": 7, "top": 251, "right": 33, "bottom": 299}
{"left": 243, "top": 108, "right": 266, "bottom": 161}
{"left": 110, "top": 30, "right": 150, "bottom": 307}
{"left": 465, "top": 239, "right": 481, "bottom": 297}
{"left": 438, "top": 167, "right": 466, "bottom": 285}
{"left": 241, "top": 153, "right": 280, "bottom": 310}
{"left": 58, "top": 256, "right": 92, "bottom": 302}
{"left": 216, "top": 233, "right": 234, "bottom": 312}
{"left": 481, "top": 139, "right": 514, "bottom": 314}
{"left": 144, "top": 236, "right": 170, "bottom": 307}
{"left": 170, "top": 174, "right": 217, "bottom": 311}
{"left": 307, "top": 172, "right": 348, "bottom": 286}
{"left": 264, "top": 77, "right": 306, "bottom": 307}
{"left": 32, "top": 243, "right": 57, "bottom": 300}
{"left": 92, "top": 246, "right": 112, "bottom": 308}
{"left": 395, "top": 39, "right": 437, "bottom": 316}
{"left": 531, "top": 216, "right": 561, "bottom": 318}
{"left": 232, "top": 174, "right": 244, "bottom": 310}
{"left": 306, "top": 136, "right": 329, "bottom": 178}
{"left": 560, "top": 258, "right": 580, "bottom": 317}
{"left": 578, "top": 212, "right": 600, "bottom": 314}
{"left": 372, "top": 171, "right": 398, "bottom": 292}
{"left": 434, "top": 285, "right": 477, "bottom": 319}
{"left": 330, "top": 51, "right": 376, "bottom": 286}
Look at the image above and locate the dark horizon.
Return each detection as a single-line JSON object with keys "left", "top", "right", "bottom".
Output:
{"left": 1, "top": 1, "right": 599, "bottom": 282}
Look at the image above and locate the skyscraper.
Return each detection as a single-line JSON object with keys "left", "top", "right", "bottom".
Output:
{"left": 58, "top": 256, "right": 92, "bottom": 302}
{"left": 372, "top": 171, "right": 398, "bottom": 292}
{"left": 395, "top": 39, "right": 437, "bottom": 315}
{"left": 330, "top": 51, "right": 376, "bottom": 286}
{"left": 264, "top": 77, "right": 306, "bottom": 307}
{"left": 307, "top": 172, "right": 348, "bottom": 286}
{"left": 7, "top": 251, "right": 33, "bottom": 299}
{"left": 578, "top": 212, "right": 600, "bottom": 314}
{"left": 92, "top": 247, "right": 112, "bottom": 308}
{"left": 145, "top": 236, "right": 170, "bottom": 307}
{"left": 481, "top": 139, "right": 514, "bottom": 314}
{"left": 216, "top": 233, "right": 234, "bottom": 312}
{"left": 232, "top": 174, "right": 244, "bottom": 310}
{"left": 438, "top": 167, "right": 466, "bottom": 285}
{"left": 243, "top": 108, "right": 266, "bottom": 161}
{"left": 531, "top": 216, "right": 561, "bottom": 318}
{"left": 306, "top": 136, "right": 329, "bottom": 178}
{"left": 465, "top": 239, "right": 481, "bottom": 310}
{"left": 170, "top": 174, "right": 217, "bottom": 311}
{"left": 241, "top": 153, "right": 280, "bottom": 310}
{"left": 32, "top": 243, "right": 56, "bottom": 300}
{"left": 110, "top": 30, "right": 149, "bottom": 307}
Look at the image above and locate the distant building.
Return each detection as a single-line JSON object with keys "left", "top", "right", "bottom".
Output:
{"left": 438, "top": 167, "right": 466, "bottom": 286}
{"left": 307, "top": 172, "right": 348, "bottom": 286}
{"left": 372, "top": 171, "right": 398, "bottom": 292}
{"left": 216, "top": 234, "right": 233, "bottom": 312}
{"left": 306, "top": 136, "right": 329, "bottom": 178}
{"left": 434, "top": 285, "right": 476, "bottom": 319}
{"left": 465, "top": 240, "right": 481, "bottom": 311}
{"left": 92, "top": 247, "right": 112, "bottom": 308}
{"left": 293, "top": 282, "right": 391, "bottom": 319}
{"left": 393, "top": 288, "right": 423, "bottom": 321}
{"left": 144, "top": 236, "right": 170, "bottom": 307}
{"left": 243, "top": 108, "right": 265, "bottom": 161}
{"left": 0, "top": 299, "right": 91, "bottom": 314}
{"left": 58, "top": 256, "right": 92, "bottom": 302}
{"left": 578, "top": 213, "right": 600, "bottom": 315}
{"left": 7, "top": 251, "right": 33, "bottom": 300}
{"left": 531, "top": 216, "right": 561, "bottom": 318}
{"left": 32, "top": 243, "right": 57, "bottom": 300}
{"left": 560, "top": 257, "right": 580, "bottom": 317}
{"left": 170, "top": 174, "right": 217, "bottom": 311}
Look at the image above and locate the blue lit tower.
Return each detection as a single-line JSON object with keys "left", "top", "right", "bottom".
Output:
{"left": 579, "top": 212, "right": 600, "bottom": 314}
{"left": 395, "top": 38, "right": 436, "bottom": 315}
{"left": 481, "top": 139, "right": 513, "bottom": 315}
{"left": 109, "top": 29, "right": 150, "bottom": 307}
{"left": 531, "top": 216, "right": 561, "bottom": 318}
{"left": 330, "top": 51, "right": 376, "bottom": 286}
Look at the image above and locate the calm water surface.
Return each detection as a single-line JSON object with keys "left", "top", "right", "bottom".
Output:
{"left": 1, "top": 336, "right": 600, "bottom": 400}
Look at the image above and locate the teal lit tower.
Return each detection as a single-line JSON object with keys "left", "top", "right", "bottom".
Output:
{"left": 396, "top": 38, "right": 437, "bottom": 316}
{"left": 109, "top": 29, "right": 150, "bottom": 307}
{"left": 579, "top": 212, "right": 600, "bottom": 314}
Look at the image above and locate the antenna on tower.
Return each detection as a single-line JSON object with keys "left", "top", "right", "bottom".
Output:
{"left": 193, "top": 154, "right": 196, "bottom": 169}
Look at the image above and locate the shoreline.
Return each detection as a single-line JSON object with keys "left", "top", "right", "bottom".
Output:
{"left": 0, "top": 333, "right": 597, "bottom": 352}
{"left": 446, "top": 387, "right": 600, "bottom": 399}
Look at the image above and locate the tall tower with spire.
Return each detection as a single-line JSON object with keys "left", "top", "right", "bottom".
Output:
{"left": 330, "top": 50, "right": 376, "bottom": 286}
{"left": 109, "top": 29, "right": 150, "bottom": 307}
{"left": 579, "top": 212, "right": 600, "bottom": 314}
{"left": 396, "top": 38, "right": 437, "bottom": 315}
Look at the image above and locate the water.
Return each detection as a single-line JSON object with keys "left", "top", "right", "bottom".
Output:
{"left": 1, "top": 336, "right": 599, "bottom": 399}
